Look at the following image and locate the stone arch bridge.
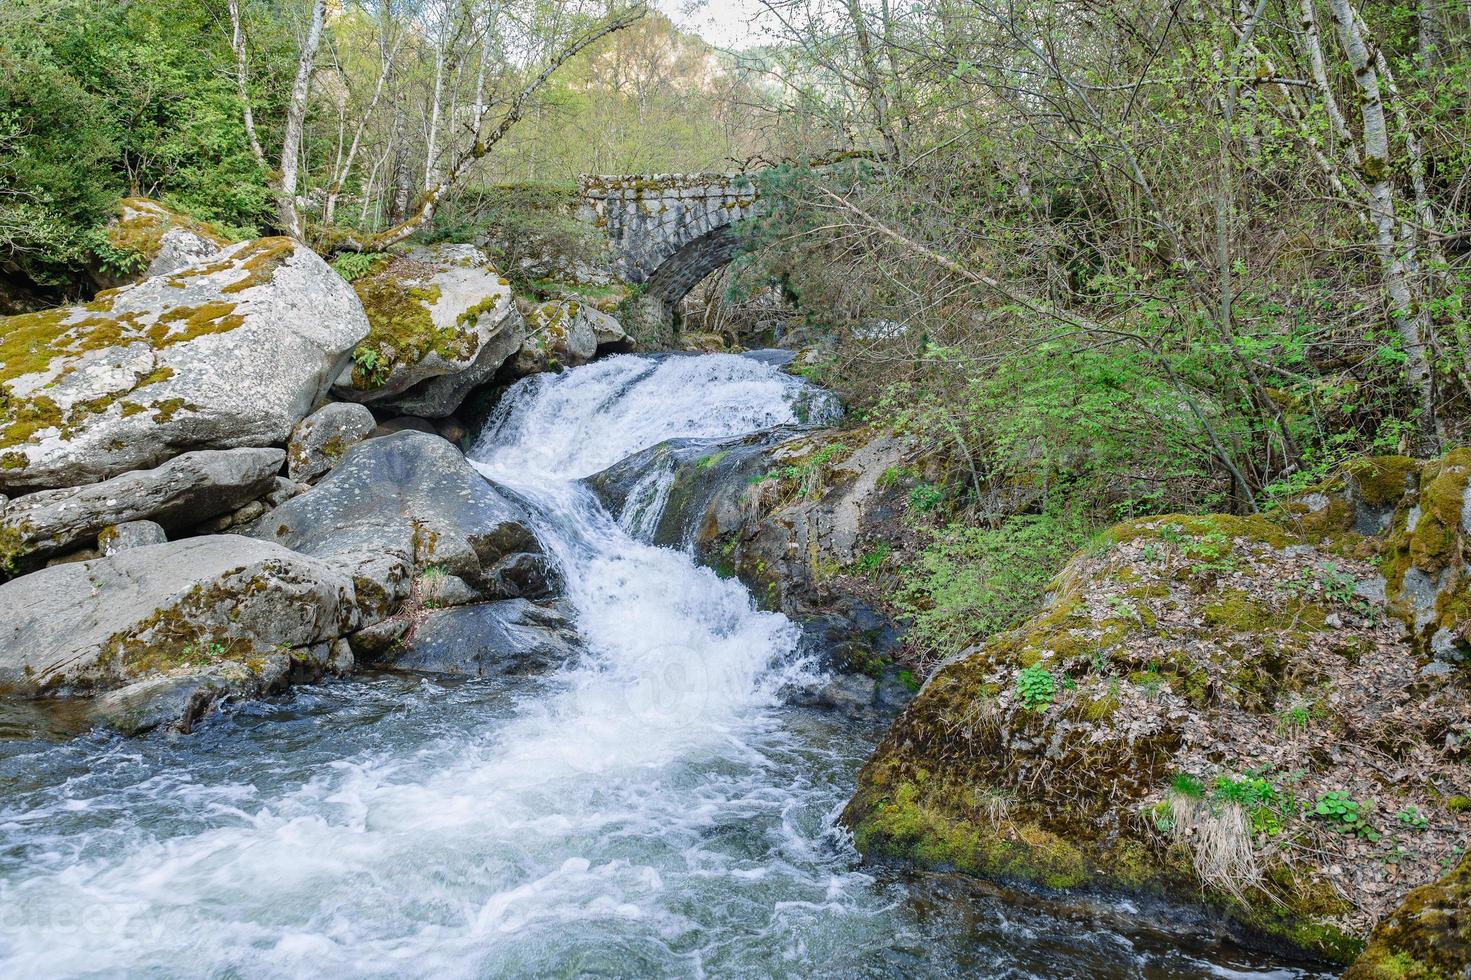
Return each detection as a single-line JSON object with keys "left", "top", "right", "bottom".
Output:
{"left": 578, "top": 172, "right": 765, "bottom": 318}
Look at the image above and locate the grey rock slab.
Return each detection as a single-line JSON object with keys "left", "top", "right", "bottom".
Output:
{"left": 249, "top": 431, "right": 546, "bottom": 599}
{"left": 99, "top": 520, "right": 167, "bottom": 556}
{"left": 1, "top": 448, "right": 284, "bottom": 564}
{"left": 0, "top": 536, "right": 357, "bottom": 696}
{"left": 287, "top": 402, "right": 377, "bottom": 482}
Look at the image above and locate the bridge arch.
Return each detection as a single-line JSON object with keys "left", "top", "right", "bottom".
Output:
{"left": 579, "top": 173, "right": 764, "bottom": 309}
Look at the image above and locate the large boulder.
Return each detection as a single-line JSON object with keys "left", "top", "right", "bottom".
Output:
{"left": 0, "top": 447, "right": 284, "bottom": 569}
{"left": 1345, "top": 850, "right": 1471, "bottom": 979}
{"left": 0, "top": 237, "right": 369, "bottom": 494}
{"left": 1275, "top": 449, "right": 1471, "bottom": 664}
{"left": 841, "top": 512, "right": 1470, "bottom": 965}
{"left": 286, "top": 401, "right": 376, "bottom": 482}
{"left": 249, "top": 430, "right": 551, "bottom": 601}
{"left": 332, "top": 243, "right": 524, "bottom": 417}
{"left": 383, "top": 599, "right": 578, "bottom": 677}
{"left": 0, "top": 536, "right": 358, "bottom": 698}
{"left": 99, "top": 198, "right": 230, "bottom": 287}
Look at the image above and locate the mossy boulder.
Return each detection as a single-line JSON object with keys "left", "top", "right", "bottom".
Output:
{"left": 1375, "top": 448, "right": 1471, "bottom": 661}
{"left": 1345, "top": 850, "right": 1471, "bottom": 979}
{"left": 97, "top": 197, "right": 231, "bottom": 288}
{"left": 843, "top": 513, "right": 1470, "bottom": 964}
{"left": 0, "top": 237, "right": 368, "bottom": 494}
{"left": 510, "top": 298, "right": 625, "bottom": 374}
{"left": 0, "top": 536, "right": 360, "bottom": 720}
{"left": 333, "top": 243, "right": 524, "bottom": 418}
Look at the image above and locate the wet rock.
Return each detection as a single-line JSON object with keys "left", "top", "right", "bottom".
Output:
{"left": 249, "top": 431, "right": 549, "bottom": 602}
{"left": 287, "top": 402, "right": 377, "bottom": 482}
{"left": 0, "top": 447, "right": 285, "bottom": 568}
{"left": 703, "top": 428, "right": 909, "bottom": 615}
{"left": 332, "top": 243, "right": 524, "bottom": 418}
{"left": 98, "top": 520, "right": 167, "bottom": 556}
{"left": 385, "top": 600, "right": 578, "bottom": 677}
{"left": 0, "top": 237, "right": 368, "bottom": 494}
{"left": 88, "top": 656, "right": 289, "bottom": 736}
{"left": 0, "top": 536, "right": 359, "bottom": 696}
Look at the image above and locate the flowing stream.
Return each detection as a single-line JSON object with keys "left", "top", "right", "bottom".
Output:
{"left": 0, "top": 354, "right": 1328, "bottom": 978}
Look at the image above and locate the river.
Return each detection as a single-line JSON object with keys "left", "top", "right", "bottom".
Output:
{"left": 0, "top": 354, "right": 1327, "bottom": 978}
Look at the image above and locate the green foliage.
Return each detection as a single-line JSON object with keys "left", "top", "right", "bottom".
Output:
{"left": 331, "top": 251, "right": 390, "bottom": 283}
{"left": 906, "top": 483, "right": 944, "bottom": 512}
{"left": 1170, "top": 773, "right": 1206, "bottom": 799}
{"left": 0, "top": 0, "right": 272, "bottom": 290}
{"left": 1395, "top": 806, "right": 1429, "bottom": 831}
{"left": 893, "top": 508, "right": 1091, "bottom": 661}
{"left": 1015, "top": 664, "right": 1055, "bottom": 712}
{"left": 1313, "top": 790, "right": 1379, "bottom": 841}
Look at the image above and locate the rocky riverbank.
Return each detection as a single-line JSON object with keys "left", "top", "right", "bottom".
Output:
{"left": 627, "top": 412, "right": 1470, "bottom": 973}
{"left": 0, "top": 199, "right": 632, "bottom": 734}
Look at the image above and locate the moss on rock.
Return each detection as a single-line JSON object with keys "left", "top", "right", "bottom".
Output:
{"left": 843, "top": 506, "right": 1469, "bottom": 965}
{"left": 1345, "top": 851, "right": 1471, "bottom": 979}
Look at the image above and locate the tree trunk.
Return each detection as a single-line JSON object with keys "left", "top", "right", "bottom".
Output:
{"left": 227, "top": 0, "right": 267, "bottom": 169}
{"left": 277, "top": 0, "right": 327, "bottom": 241}
{"left": 1328, "top": 0, "right": 1438, "bottom": 449}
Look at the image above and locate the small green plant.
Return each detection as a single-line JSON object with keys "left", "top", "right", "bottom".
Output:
{"left": 331, "top": 250, "right": 389, "bottom": 283}
{"left": 1277, "top": 701, "right": 1312, "bottom": 734}
{"left": 1170, "top": 773, "right": 1206, "bottom": 799}
{"left": 1214, "top": 775, "right": 1287, "bottom": 835}
{"left": 1016, "top": 664, "right": 1055, "bottom": 712}
{"left": 352, "top": 345, "right": 390, "bottom": 386}
{"left": 907, "top": 483, "right": 944, "bottom": 513}
{"left": 1395, "top": 805, "right": 1429, "bottom": 830}
{"left": 1313, "top": 790, "right": 1379, "bottom": 840}
{"left": 1185, "top": 532, "right": 1236, "bottom": 574}
{"left": 855, "top": 542, "right": 891, "bottom": 573}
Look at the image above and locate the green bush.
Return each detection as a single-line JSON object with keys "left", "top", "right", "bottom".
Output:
{"left": 893, "top": 508, "right": 1091, "bottom": 662}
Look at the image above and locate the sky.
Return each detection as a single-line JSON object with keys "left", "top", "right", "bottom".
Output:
{"left": 657, "top": 0, "right": 775, "bottom": 49}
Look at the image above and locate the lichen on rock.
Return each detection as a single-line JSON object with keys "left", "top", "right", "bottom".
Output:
{"left": 842, "top": 509, "right": 1470, "bottom": 964}
{"left": 333, "top": 243, "right": 522, "bottom": 416}
{"left": 0, "top": 237, "right": 368, "bottom": 494}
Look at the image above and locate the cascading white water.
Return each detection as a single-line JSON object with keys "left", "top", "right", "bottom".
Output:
{"left": 0, "top": 354, "right": 1328, "bottom": 979}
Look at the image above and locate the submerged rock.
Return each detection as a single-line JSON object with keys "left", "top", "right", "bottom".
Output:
{"left": 384, "top": 599, "right": 578, "bottom": 677}
{"left": 0, "top": 447, "right": 284, "bottom": 569}
{"left": 332, "top": 243, "right": 524, "bottom": 418}
{"left": 251, "top": 431, "right": 550, "bottom": 602}
{"left": 287, "top": 401, "right": 376, "bottom": 483}
{"left": 0, "top": 536, "right": 358, "bottom": 700}
{"left": 0, "top": 237, "right": 368, "bottom": 494}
